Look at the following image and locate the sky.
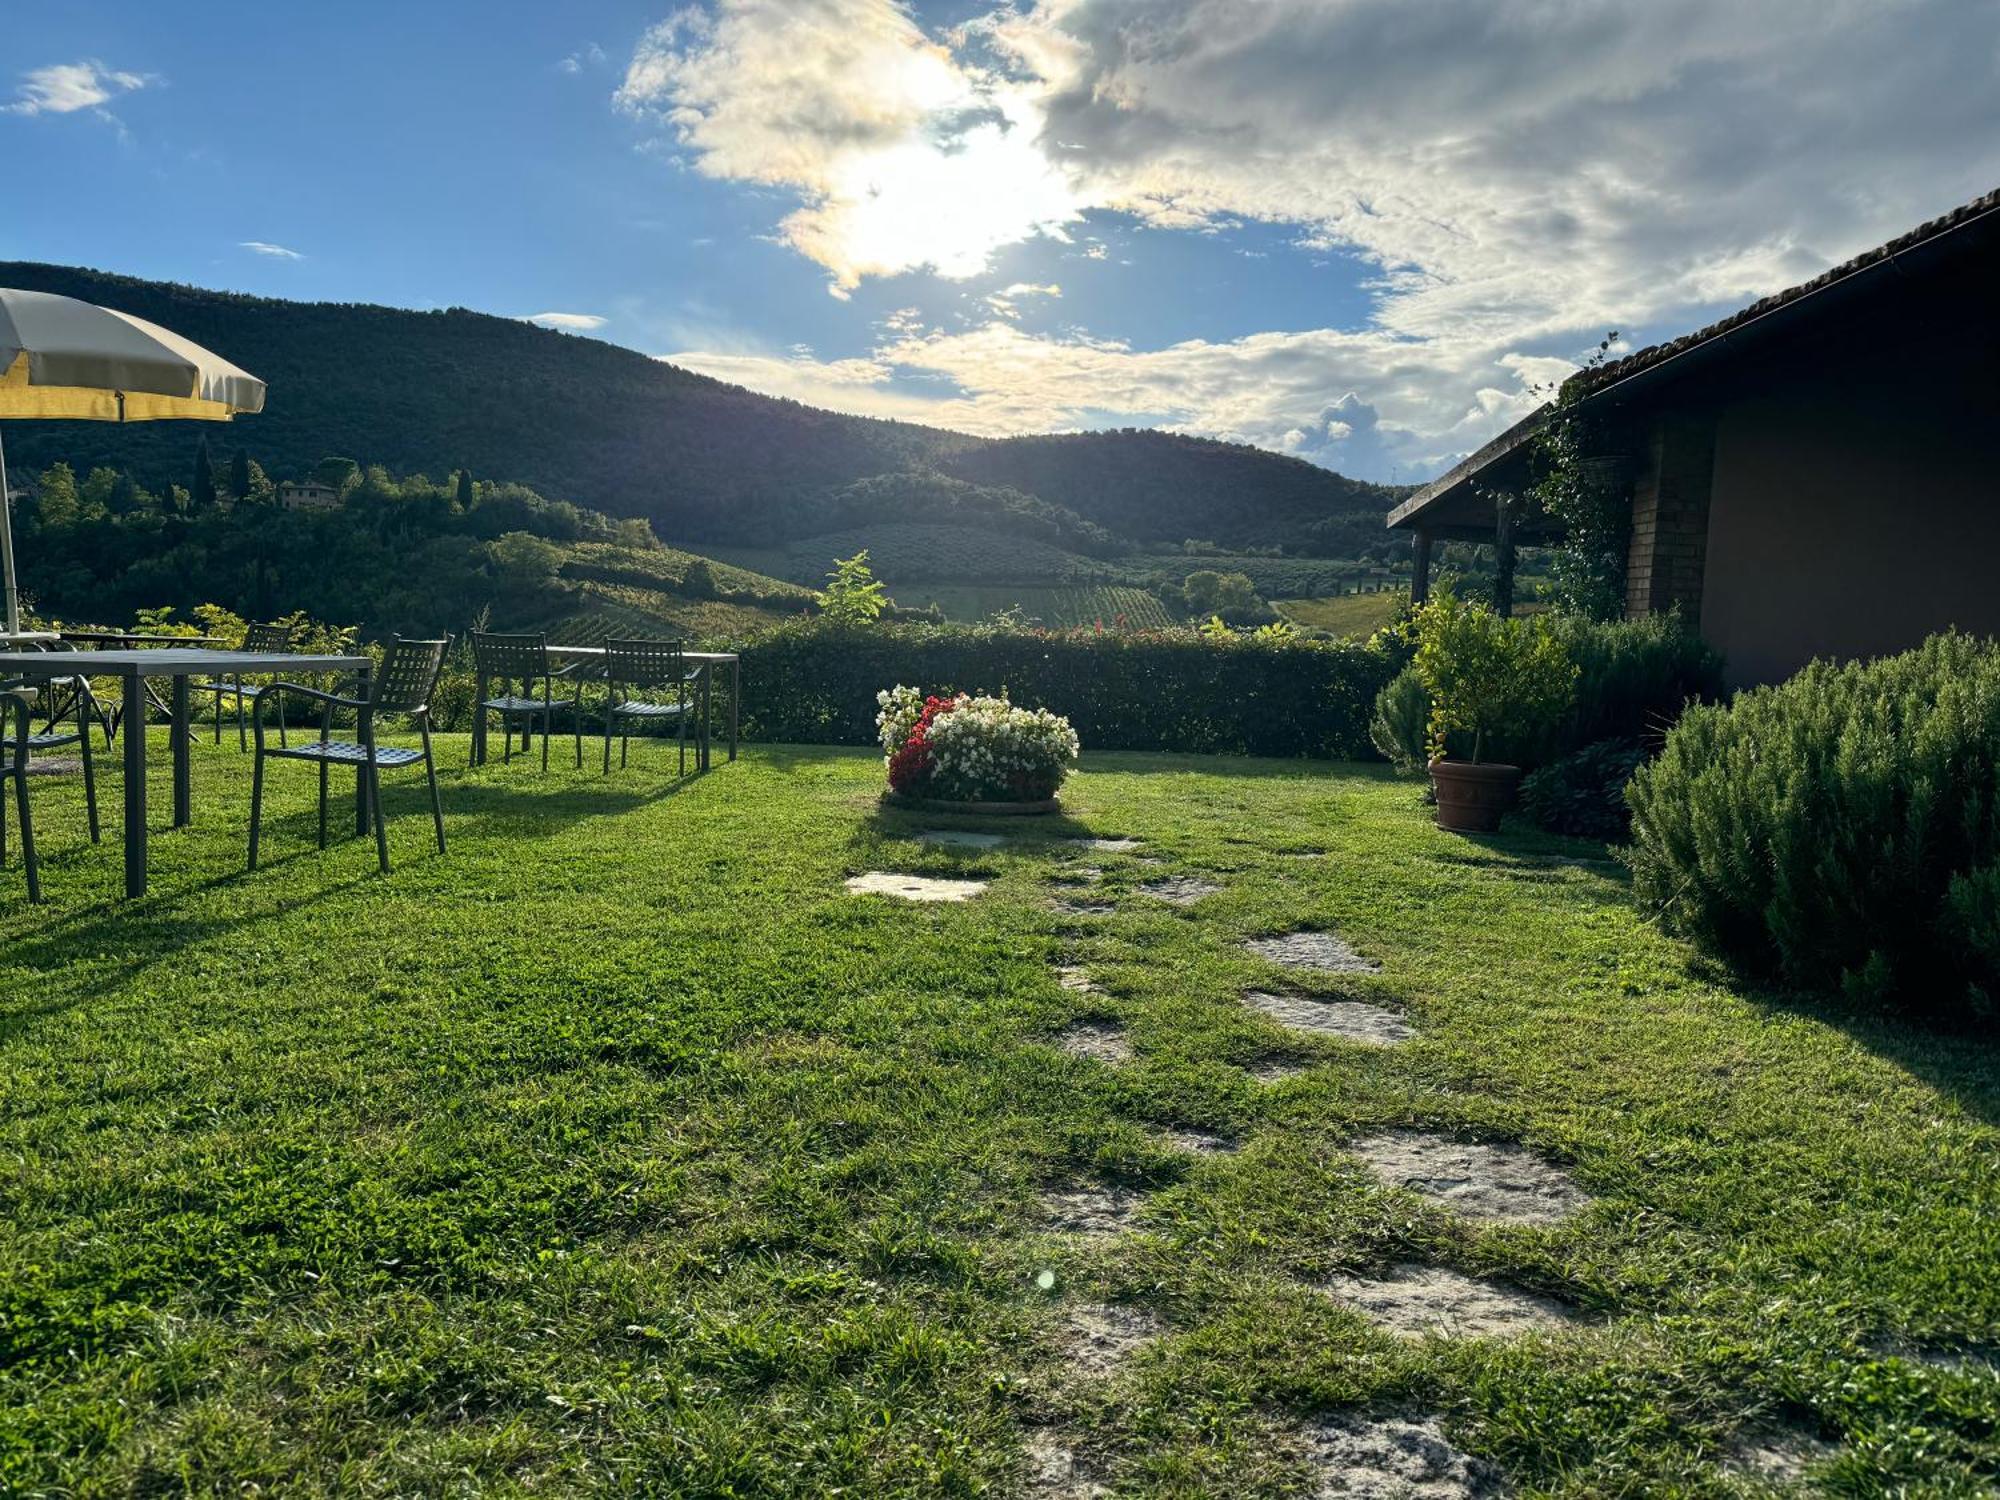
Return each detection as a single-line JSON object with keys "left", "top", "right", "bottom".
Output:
{"left": 4, "top": 0, "right": 1997, "bottom": 487}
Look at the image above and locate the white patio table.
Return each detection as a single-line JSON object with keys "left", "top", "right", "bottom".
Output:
{"left": 0, "top": 647, "right": 372, "bottom": 898}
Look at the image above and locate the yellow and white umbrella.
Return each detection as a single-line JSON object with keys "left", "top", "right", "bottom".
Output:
{"left": 0, "top": 287, "right": 267, "bottom": 633}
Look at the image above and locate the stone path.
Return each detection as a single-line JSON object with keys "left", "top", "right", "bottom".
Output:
{"left": 916, "top": 828, "right": 1006, "bottom": 849}
{"left": 1247, "top": 1058, "right": 1313, "bottom": 1085}
{"left": 1245, "top": 931, "right": 1382, "bottom": 973}
{"left": 1346, "top": 1132, "right": 1590, "bottom": 1225}
{"left": 1244, "top": 991, "right": 1414, "bottom": 1045}
{"left": 1140, "top": 876, "right": 1223, "bottom": 906}
{"left": 1298, "top": 1412, "right": 1506, "bottom": 1498}
{"left": 1055, "top": 1020, "right": 1133, "bottom": 1065}
{"left": 1065, "top": 837, "right": 1142, "bottom": 853}
{"left": 1054, "top": 965, "right": 1105, "bottom": 995}
{"left": 1321, "top": 1263, "right": 1578, "bottom": 1339}
{"left": 845, "top": 871, "right": 988, "bottom": 902}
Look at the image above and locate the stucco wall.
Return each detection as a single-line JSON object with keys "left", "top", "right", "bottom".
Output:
{"left": 1699, "top": 353, "right": 2000, "bottom": 685}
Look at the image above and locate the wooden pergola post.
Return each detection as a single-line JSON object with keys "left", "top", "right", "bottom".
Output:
{"left": 1410, "top": 526, "right": 1434, "bottom": 606}
{"left": 1492, "top": 492, "right": 1517, "bottom": 618}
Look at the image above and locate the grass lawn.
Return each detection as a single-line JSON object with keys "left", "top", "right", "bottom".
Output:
{"left": 1275, "top": 593, "right": 1404, "bottom": 639}
{"left": 2, "top": 738, "right": 1996, "bottom": 1495}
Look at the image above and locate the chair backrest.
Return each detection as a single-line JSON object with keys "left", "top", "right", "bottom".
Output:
{"left": 470, "top": 630, "right": 550, "bottom": 680}
{"left": 243, "top": 620, "right": 295, "bottom": 655}
{"left": 370, "top": 636, "right": 451, "bottom": 716}
{"left": 604, "top": 637, "right": 686, "bottom": 692}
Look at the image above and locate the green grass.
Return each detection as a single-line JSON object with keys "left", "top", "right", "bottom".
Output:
{"left": 1275, "top": 592, "right": 1404, "bottom": 638}
{"left": 2, "top": 740, "right": 1997, "bottom": 1495}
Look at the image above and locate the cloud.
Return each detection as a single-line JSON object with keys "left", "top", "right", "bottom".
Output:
{"left": 240, "top": 241, "right": 304, "bottom": 260}
{"left": 628, "top": 0, "right": 2000, "bottom": 478}
{"left": 524, "top": 311, "right": 609, "bottom": 330}
{"left": 559, "top": 42, "right": 609, "bottom": 75}
{"left": 5, "top": 59, "right": 149, "bottom": 117}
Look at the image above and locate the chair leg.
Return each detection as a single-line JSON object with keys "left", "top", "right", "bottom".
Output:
{"left": 248, "top": 746, "right": 266, "bottom": 870}
{"left": 470, "top": 707, "right": 482, "bottom": 768}
{"left": 235, "top": 680, "right": 248, "bottom": 752}
{"left": 277, "top": 701, "right": 288, "bottom": 749}
{"left": 503, "top": 712, "right": 513, "bottom": 764}
{"left": 318, "top": 759, "right": 329, "bottom": 849}
{"left": 13, "top": 768, "right": 39, "bottom": 903}
{"left": 679, "top": 714, "right": 686, "bottom": 777}
{"left": 541, "top": 707, "right": 551, "bottom": 773}
{"left": 421, "top": 726, "right": 446, "bottom": 854}
{"left": 572, "top": 702, "right": 582, "bottom": 769}
{"left": 78, "top": 703, "right": 99, "bottom": 844}
{"left": 603, "top": 716, "right": 613, "bottom": 775}
{"left": 213, "top": 690, "right": 223, "bottom": 744}
{"left": 368, "top": 758, "right": 390, "bottom": 873}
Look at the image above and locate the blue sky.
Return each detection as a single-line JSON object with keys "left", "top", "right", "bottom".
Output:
{"left": 6, "top": 0, "right": 1996, "bottom": 485}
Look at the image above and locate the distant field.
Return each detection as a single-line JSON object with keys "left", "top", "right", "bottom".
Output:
{"left": 1275, "top": 591, "right": 1404, "bottom": 637}
{"left": 1121, "top": 555, "right": 1387, "bottom": 598}
{"left": 707, "top": 525, "right": 1109, "bottom": 588}
{"left": 561, "top": 542, "right": 813, "bottom": 602}
{"left": 906, "top": 584, "right": 1175, "bottom": 629}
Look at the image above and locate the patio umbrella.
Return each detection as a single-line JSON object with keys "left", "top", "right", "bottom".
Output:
{"left": 0, "top": 287, "right": 267, "bottom": 633}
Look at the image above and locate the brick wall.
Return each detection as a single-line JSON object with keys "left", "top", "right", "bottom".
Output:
{"left": 1625, "top": 412, "right": 1717, "bottom": 619}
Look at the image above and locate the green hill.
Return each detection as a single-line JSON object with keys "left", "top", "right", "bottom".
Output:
{"left": 0, "top": 262, "right": 1401, "bottom": 555}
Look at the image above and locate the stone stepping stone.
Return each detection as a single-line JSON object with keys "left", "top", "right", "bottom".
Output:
{"left": 846, "top": 871, "right": 987, "bottom": 903}
{"left": 1039, "top": 1182, "right": 1146, "bottom": 1238}
{"left": 1065, "top": 837, "right": 1141, "bottom": 853}
{"left": 1247, "top": 1058, "right": 1313, "bottom": 1085}
{"left": 1321, "top": 1263, "right": 1578, "bottom": 1338}
{"left": 1347, "top": 1131, "right": 1590, "bottom": 1225}
{"left": 1298, "top": 1411, "right": 1504, "bottom": 1498}
{"left": 1049, "top": 899, "right": 1116, "bottom": 918}
{"left": 1021, "top": 1430, "right": 1106, "bottom": 1498}
{"left": 1244, "top": 991, "right": 1414, "bottom": 1045}
{"left": 1054, "top": 1021, "right": 1132, "bottom": 1065}
{"left": 916, "top": 828, "right": 1006, "bottom": 849}
{"left": 1055, "top": 966, "right": 1105, "bottom": 995}
{"left": 1140, "top": 876, "right": 1222, "bottom": 906}
{"left": 1246, "top": 931, "right": 1381, "bottom": 973}
{"left": 1054, "top": 1301, "right": 1167, "bottom": 1379}
{"left": 1722, "top": 1426, "right": 1836, "bottom": 1485}
{"left": 1160, "top": 1127, "right": 1238, "bottom": 1157}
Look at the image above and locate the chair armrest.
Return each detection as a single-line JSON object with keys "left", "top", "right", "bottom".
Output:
{"left": 263, "top": 681, "right": 369, "bottom": 712}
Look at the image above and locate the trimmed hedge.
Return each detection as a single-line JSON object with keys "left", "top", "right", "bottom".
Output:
{"left": 733, "top": 619, "right": 1396, "bottom": 759}
{"left": 1627, "top": 632, "right": 2000, "bottom": 1018}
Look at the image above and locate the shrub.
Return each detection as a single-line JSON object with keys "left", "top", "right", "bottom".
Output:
{"left": 1519, "top": 738, "right": 1647, "bottom": 841}
{"left": 876, "top": 685, "right": 1079, "bottom": 801}
{"left": 1370, "top": 667, "right": 1429, "bottom": 773}
{"left": 1412, "top": 588, "right": 1575, "bottom": 764}
{"left": 735, "top": 618, "right": 1395, "bottom": 758}
{"left": 1626, "top": 633, "right": 2000, "bottom": 1018}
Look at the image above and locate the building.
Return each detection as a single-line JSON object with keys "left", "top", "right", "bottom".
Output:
{"left": 1388, "top": 187, "right": 2000, "bottom": 685}
{"left": 278, "top": 479, "right": 342, "bottom": 511}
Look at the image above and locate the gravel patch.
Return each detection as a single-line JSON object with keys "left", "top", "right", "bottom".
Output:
{"left": 1021, "top": 1430, "right": 1106, "bottom": 1498}
{"left": 1298, "top": 1411, "right": 1506, "bottom": 1498}
{"left": 1066, "top": 837, "right": 1142, "bottom": 853}
{"left": 1321, "top": 1263, "right": 1578, "bottom": 1339}
{"left": 1055, "top": 1021, "right": 1133, "bottom": 1065}
{"left": 916, "top": 828, "right": 1005, "bottom": 849}
{"left": 1140, "top": 876, "right": 1223, "bottom": 906}
{"left": 1053, "top": 1302, "right": 1168, "bottom": 1379}
{"left": 1040, "top": 1183, "right": 1147, "bottom": 1237}
{"left": 1055, "top": 966, "right": 1105, "bottom": 995}
{"left": 1245, "top": 931, "right": 1382, "bottom": 974}
{"left": 1244, "top": 991, "right": 1414, "bottom": 1045}
{"left": 846, "top": 871, "right": 988, "bottom": 903}
{"left": 22, "top": 756, "right": 84, "bottom": 778}
{"left": 1346, "top": 1132, "right": 1590, "bottom": 1225}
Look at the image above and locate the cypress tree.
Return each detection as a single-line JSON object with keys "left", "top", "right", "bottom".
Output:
{"left": 455, "top": 468, "right": 474, "bottom": 508}
{"left": 229, "top": 446, "right": 253, "bottom": 500}
{"left": 191, "top": 435, "right": 218, "bottom": 511}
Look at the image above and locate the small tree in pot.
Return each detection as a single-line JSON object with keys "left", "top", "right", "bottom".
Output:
{"left": 1413, "top": 587, "right": 1576, "bottom": 832}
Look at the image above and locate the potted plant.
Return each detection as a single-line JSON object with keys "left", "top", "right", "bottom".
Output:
{"left": 1412, "top": 589, "right": 1575, "bottom": 833}
{"left": 875, "top": 685, "right": 1081, "bottom": 813}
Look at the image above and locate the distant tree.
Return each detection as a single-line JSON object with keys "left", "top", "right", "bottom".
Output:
{"left": 313, "top": 456, "right": 361, "bottom": 493}
{"left": 228, "top": 447, "right": 253, "bottom": 500}
{"left": 1182, "top": 569, "right": 1259, "bottom": 613}
{"left": 455, "top": 468, "right": 474, "bottom": 508}
{"left": 162, "top": 482, "right": 191, "bottom": 516}
{"left": 614, "top": 516, "right": 656, "bottom": 550}
{"left": 191, "top": 436, "right": 218, "bottom": 511}
{"left": 81, "top": 466, "right": 119, "bottom": 520}
{"left": 33, "top": 463, "right": 79, "bottom": 528}
{"left": 486, "top": 531, "right": 562, "bottom": 591}
{"left": 817, "top": 550, "right": 888, "bottom": 624}
{"left": 109, "top": 472, "right": 147, "bottom": 515}
{"left": 679, "top": 559, "right": 718, "bottom": 599}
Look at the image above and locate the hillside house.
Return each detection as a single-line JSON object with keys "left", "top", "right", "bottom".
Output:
{"left": 278, "top": 479, "right": 342, "bottom": 511}
{"left": 1388, "top": 188, "right": 2000, "bottom": 685}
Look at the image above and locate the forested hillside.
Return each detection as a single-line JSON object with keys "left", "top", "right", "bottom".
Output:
{"left": 0, "top": 262, "right": 1398, "bottom": 555}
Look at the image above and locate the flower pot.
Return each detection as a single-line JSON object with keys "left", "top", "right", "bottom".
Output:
{"left": 883, "top": 792, "right": 1062, "bottom": 816}
{"left": 1427, "top": 758, "right": 1522, "bottom": 833}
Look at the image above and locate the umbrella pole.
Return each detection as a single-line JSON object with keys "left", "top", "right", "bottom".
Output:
{"left": 0, "top": 425, "right": 17, "bottom": 635}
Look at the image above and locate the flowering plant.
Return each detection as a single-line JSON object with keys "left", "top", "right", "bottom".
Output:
{"left": 875, "top": 684, "right": 1080, "bottom": 801}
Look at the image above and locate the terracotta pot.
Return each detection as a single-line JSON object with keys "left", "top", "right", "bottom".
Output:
{"left": 1428, "top": 758, "right": 1522, "bottom": 833}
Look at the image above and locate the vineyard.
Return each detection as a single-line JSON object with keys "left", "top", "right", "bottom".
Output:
{"left": 908, "top": 584, "right": 1176, "bottom": 629}
{"left": 708, "top": 525, "right": 1111, "bottom": 588}
{"left": 1119, "top": 554, "right": 1393, "bottom": 598}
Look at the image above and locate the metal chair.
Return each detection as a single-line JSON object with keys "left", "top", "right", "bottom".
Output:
{"left": 470, "top": 630, "right": 581, "bottom": 771}
{"left": 602, "top": 637, "right": 705, "bottom": 775}
{"left": 248, "top": 636, "right": 450, "bottom": 874}
{"left": 0, "top": 681, "right": 102, "bottom": 903}
{"left": 192, "top": 620, "right": 296, "bottom": 749}
{"left": 28, "top": 640, "right": 116, "bottom": 748}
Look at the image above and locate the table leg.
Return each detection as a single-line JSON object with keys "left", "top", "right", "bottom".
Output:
{"left": 355, "top": 664, "right": 373, "bottom": 835}
{"left": 472, "top": 668, "right": 487, "bottom": 765}
{"left": 171, "top": 674, "right": 192, "bottom": 827}
{"left": 729, "top": 658, "right": 739, "bottom": 762}
{"left": 121, "top": 671, "right": 147, "bottom": 898}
